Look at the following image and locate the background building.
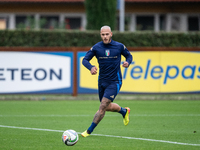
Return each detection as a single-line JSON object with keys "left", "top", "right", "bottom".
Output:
{"left": 0, "top": 0, "right": 199, "bottom": 31}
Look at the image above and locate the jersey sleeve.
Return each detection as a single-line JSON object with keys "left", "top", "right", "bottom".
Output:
{"left": 121, "top": 45, "right": 133, "bottom": 65}
{"left": 82, "top": 47, "right": 96, "bottom": 71}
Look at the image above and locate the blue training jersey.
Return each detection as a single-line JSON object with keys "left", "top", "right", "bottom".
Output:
{"left": 82, "top": 40, "right": 133, "bottom": 82}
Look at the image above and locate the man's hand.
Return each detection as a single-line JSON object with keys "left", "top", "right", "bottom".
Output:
{"left": 122, "top": 61, "right": 129, "bottom": 68}
{"left": 91, "top": 66, "right": 97, "bottom": 75}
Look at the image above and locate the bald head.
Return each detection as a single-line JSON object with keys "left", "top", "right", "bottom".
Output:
{"left": 100, "top": 26, "right": 111, "bottom": 32}
{"left": 100, "top": 26, "right": 112, "bottom": 44}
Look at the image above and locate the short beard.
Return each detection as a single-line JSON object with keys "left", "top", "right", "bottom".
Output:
{"left": 103, "top": 38, "right": 111, "bottom": 44}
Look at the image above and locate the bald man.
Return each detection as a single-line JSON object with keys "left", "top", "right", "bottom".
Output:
{"left": 81, "top": 25, "right": 133, "bottom": 137}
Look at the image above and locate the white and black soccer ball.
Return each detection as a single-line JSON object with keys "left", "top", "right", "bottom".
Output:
{"left": 62, "top": 129, "right": 79, "bottom": 146}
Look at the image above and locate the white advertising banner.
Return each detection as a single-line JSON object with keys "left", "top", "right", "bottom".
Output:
{"left": 0, "top": 52, "right": 73, "bottom": 93}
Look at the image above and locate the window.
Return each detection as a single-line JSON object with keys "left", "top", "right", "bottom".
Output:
{"left": 136, "top": 16, "right": 154, "bottom": 31}
{"left": 40, "top": 16, "right": 59, "bottom": 29}
{"left": 171, "top": 16, "right": 181, "bottom": 31}
{"left": 65, "top": 17, "right": 81, "bottom": 30}
{"left": 188, "top": 16, "right": 199, "bottom": 31}
{"left": 0, "top": 16, "right": 9, "bottom": 29}
{"left": 159, "top": 15, "right": 166, "bottom": 31}
{"left": 16, "top": 15, "right": 34, "bottom": 29}
{"left": 116, "top": 16, "right": 131, "bottom": 31}
{"left": 0, "top": 18, "right": 6, "bottom": 29}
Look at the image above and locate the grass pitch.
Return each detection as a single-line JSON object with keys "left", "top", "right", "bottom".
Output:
{"left": 0, "top": 97, "right": 200, "bottom": 150}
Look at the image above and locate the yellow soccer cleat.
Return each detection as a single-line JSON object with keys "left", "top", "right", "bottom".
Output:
{"left": 123, "top": 107, "right": 130, "bottom": 126}
{"left": 81, "top": 130, "right": 90, "bottom": 137}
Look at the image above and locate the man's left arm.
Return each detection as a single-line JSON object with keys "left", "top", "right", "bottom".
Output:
{"left": 121, "top": 45, "right": 133, "bottom": 68}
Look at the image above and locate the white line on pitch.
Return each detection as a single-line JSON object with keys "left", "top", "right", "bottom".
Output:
{"left": 0, "top": 114, "right": 200, "bottom": 117}
{"left": 0, "top": 125, "right": 199, "bottom": 147}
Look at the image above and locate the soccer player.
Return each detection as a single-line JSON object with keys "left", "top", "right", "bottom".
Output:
{"left": 81, "top": 25, "right": 133, "bottom": 137}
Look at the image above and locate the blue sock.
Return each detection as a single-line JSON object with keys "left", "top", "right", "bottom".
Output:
{"left": 87, "top": 122, "right": 97, "bottom": 134}
{"left": 118, "top": 107, "right": 127, "bottom": 118}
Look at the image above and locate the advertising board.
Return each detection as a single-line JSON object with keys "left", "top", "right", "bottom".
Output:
{"left": 78, "top": 51, "right": 200, "bottom": 93}
{"left": 0, "top": 52, "right": 73, "bottom": 94}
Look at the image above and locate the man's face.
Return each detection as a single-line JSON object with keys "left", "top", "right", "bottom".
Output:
{"left": 100, "top": 28, "right": 112, "bottom": 44}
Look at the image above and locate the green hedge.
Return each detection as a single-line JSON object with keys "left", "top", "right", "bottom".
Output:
{"left": 0, "top": 30, "right": 199, "bottom": 47}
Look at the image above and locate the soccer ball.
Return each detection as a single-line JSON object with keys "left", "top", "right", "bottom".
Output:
{"left": 62, "top": 129, "right": 79, "bottom": 146}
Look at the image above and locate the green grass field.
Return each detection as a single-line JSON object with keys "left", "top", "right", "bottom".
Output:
{"left": 0, "top": 96, "right": 200, "bottom": 150}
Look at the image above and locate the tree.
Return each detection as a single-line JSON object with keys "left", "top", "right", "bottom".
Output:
{"left": 85, "top": 0, "right": 117, "bottom": 30}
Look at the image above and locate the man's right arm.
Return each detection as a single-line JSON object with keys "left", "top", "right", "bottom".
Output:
{"left": 82, "top": 48, "right": 95, "bottom": 71}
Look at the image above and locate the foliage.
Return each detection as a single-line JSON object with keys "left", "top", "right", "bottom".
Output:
{"left": 85, "top": 0, "right": 117, "bottom": 30}
{"left": 0, "top": 30, "right": 199, "bottom": 47}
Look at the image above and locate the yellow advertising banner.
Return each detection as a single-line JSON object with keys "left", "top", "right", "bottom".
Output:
{"left": 79, "top": 51, "right": 200, "bottom": 93}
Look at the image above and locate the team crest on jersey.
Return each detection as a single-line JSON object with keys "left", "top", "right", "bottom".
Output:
{"left": 105, "top": 50, "right": 110, "bottom": 56}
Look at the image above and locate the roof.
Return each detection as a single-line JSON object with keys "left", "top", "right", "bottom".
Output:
{"left": 0, "top": 0, "right": 84, "bottom": 2}
{"left": 0, "top": 0, "right": 199, "bottom": 2}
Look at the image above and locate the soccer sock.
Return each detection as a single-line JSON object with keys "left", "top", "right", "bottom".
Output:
{"left": 118, "top": 107, "right": 127, "bottom": 118}
{"left": 87, "top": 122, "right": 97, "bottom": 134}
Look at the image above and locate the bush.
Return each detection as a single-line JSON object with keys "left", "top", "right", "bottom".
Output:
{"left": 0, "top": 30, "right": 199, "bottom": 47}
